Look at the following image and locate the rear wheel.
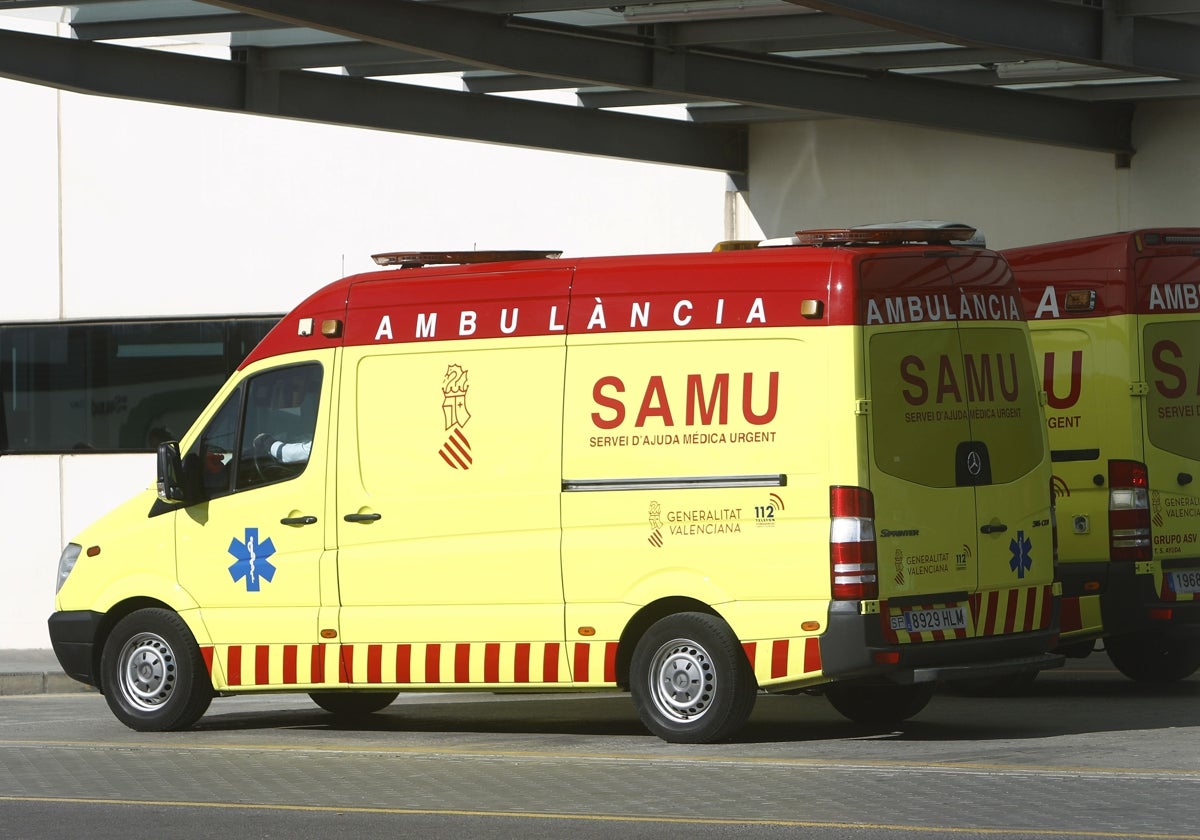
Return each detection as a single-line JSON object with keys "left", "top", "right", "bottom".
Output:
{"left": 630, "top": 612, "right": 757, "bottom": 744}
{"left": 824, "top": 682, "right": 934, "bottom": 726}
{"left": 1105, "top": 630, "right": 1200, "bottom": 683}
{"left": 100, "top": 608, "right": 213, "bottom": 732}
{"left": 309, "top": 691, "right": 399, "bottom": 717}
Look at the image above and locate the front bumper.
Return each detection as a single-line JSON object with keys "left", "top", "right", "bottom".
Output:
{"left": 47, "top": 610, "right": 104, "bottom": 688}
{"left": 1100, "top": 560, "right": 1200, "bottom": 636}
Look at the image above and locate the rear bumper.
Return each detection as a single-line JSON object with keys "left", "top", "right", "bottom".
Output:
{"left": 47, "top": 610, "right": 103, "bottom": 688}
{"left": 1098, "top": 560, "right": 1200, "bottom": 637}
{"left": 819, "top": 599, "right": 1062, "bottom": 684}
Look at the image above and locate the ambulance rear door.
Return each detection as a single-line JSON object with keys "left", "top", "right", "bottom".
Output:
{"left": 1135, "top": 246, "right": 1200, "bottom": 585}
{"left": 861, "top": 252, "right": 1052, "bottom": 640}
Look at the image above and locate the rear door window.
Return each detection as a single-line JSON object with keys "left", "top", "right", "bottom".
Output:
{"left": 869, "top": 327, "right": 970, "bottom": 487}
{"left": 1144, "top": 320, "right": 1200, "bottom": 461}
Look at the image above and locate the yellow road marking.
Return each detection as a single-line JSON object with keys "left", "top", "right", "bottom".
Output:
{"left": 1, "top": 795, "right": 1198, "bottom": 838}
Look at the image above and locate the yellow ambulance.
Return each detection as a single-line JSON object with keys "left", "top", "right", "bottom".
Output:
{"left": 1006, "top": 229, "right": 1200, "bottom": 682}
{"left": 50, "top": 225, "right": 1061, "bottom": 743}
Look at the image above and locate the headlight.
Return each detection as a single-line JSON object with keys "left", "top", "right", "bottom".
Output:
{"left": 56, "top": 543, "right": 82, "bottom": 593}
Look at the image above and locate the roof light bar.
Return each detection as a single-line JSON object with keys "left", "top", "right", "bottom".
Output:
{"left": 372, "top": 250, "right": 562, "bottom": 268}
{"left": 795, "top": 224, "right": 978, "bottom": 247}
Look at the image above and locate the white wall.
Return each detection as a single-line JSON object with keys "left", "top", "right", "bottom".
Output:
{"left": 0, "top": 455, "right": 154, "bottom": 648}
{"left": 746, "top": 116, "right": 1160, "bottom": 251}
{"left": 57, "top": 95, "right": 735, "bottom": 320}
{"left": 1128, "top": 99, "right": 1200, "bottom": 228}
{"left": 0, "top": 457, "right": 62, "bottom": 647}
{"left": 0, "top": 80, "right": 61, "bottom": 320}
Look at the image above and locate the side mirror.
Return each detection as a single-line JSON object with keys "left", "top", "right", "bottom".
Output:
{"left": 156, "top": 441, "right": 188, "bottom": 504}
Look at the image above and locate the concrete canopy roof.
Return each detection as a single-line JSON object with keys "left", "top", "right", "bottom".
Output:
{"left": 2, "top": 0, "right": 1199, "bottom": 173}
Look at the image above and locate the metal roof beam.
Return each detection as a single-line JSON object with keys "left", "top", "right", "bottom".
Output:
{"left": 687, "top": 103, "right": 830, "bottom": 123}
{"left": 463, "top": 71, "right": 576, "bottom": 93}
{"left": 1030, "top": 78, "right": 1200, "bottom": 101}
{"left": 343, "top": 59, "right": 467, "bottom": 78}
{"left": 255, "top": 41, "right": 447, "bottom": 71}
{"left": 822, "top": 47, "right": 1019, "bottom": 72}
{"left": 204, "top": 0, "right": 1134, "bottom": 152}
{"left": 71, "top": 13, "right": 286, "bottom": 41}
{"left": 795, "top": 0, "right": 1200, "bottom": 80}
{"left": 658, "top": 11, "right": 917, "bottom": 49}
{"left": 576, "top": 88, "right": 688, "bottom": 108}
{"left": 0, "top": 26, "right": 745, "bottom": 172}
{"left": 0, "top": 0, "right": 110, "bottom": 7}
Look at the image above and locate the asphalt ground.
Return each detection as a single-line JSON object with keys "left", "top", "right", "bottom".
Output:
{"left": 1, "top": 651, "right": 1198, "bottom": 839}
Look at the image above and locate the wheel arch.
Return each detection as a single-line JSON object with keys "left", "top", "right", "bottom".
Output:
{"left": 616, "top": 597, "right": 723, "bottom": 690}
{"left": 92, "top": 597, "right": 195, "bottom": 693}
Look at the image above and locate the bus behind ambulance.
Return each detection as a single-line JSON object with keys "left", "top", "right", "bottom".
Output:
{"left": 50, "top": 225, "right": 1061, "bottom": 743}
{"left": 1006, "top": 229, "right": 1200, "bottom": 682}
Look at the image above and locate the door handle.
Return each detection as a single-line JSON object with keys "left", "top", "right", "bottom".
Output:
{"left": 980, "top": 523, "right": 1009, "bottom": 534}
{"left": 280, "top": 515, "right": 318, "bottom": 526}
{"left": 344, "top": 512, "right": 382, "bottom": 522}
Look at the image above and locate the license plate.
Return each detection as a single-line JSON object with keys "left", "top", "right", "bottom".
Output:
{"left": 1169, "top": 570, "right": 1200, "bottom": 593}
{"left": 892, "top": 606, "right": 968, "bottom": 633}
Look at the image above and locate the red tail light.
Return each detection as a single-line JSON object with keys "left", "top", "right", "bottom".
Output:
{"left": 1109, "top": 460, "right": 1151, "bottom": 561}
{"left": 830, "top": 485, "right": 878, "bottom": 600}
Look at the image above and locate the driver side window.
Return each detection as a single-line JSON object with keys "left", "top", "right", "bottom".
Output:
{"left": 187, "top": 362, "right": 323, "bottom": 500}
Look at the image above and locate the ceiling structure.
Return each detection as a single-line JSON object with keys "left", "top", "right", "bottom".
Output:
{"left": 2, "top": 0, "right": 1199, "bottom": 176}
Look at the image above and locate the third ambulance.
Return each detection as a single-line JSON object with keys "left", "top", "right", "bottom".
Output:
{"left": 50, "top": 225, "right": 1061, "bottom": 742}
{"left": 1006, "top": 229, "right": 1200, "bottom": 682}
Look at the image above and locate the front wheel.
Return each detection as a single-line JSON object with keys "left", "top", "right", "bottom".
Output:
{"left": 824, "top": 682, "right": 934, "bottom": 726}
{"left": 630, "top": 612, "right": 757, "bottom": 744}
{"left": 100, "top": 608, "right": 213, "bottom": 731}
{"left": 309, "top": 691, "right": 399, "bottom": 717}
{"left": 1105, "top": 630, "right": 1200, "bottom": 683}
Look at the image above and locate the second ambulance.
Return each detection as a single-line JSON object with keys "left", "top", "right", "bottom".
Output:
{"left": 50, "top": 225, "right": 1061, "bottom": 742}
{"left": 1006, "top": 229, "right": 1200, "bottom": 682}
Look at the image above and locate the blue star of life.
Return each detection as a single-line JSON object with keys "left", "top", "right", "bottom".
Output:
{"left": 227, "top": 527, "right": 277, "bottom": 592}
{"left": 1009, "top": 530, "right": 1033, "bottom": 579}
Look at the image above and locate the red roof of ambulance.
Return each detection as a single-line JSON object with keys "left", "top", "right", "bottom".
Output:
{"left": 239, "top": 239, "right": 1014, "bottom": 369}
{"left": 1004, "top": 229, "right": 1200, "bottom": 271}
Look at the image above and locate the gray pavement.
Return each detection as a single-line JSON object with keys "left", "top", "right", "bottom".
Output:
{"left": 0, "top": 648, "right": 90, "bottom": 695}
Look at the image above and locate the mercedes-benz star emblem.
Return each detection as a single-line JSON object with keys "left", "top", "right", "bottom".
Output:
{"left": 966, "top": 450, "right": 983, "bottom": 477}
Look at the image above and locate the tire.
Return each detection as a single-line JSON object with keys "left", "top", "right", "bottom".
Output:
{"left": 309, "top": 691, "right": 399, "bottom": 717}
{"left": 100, "top": 608, "right": 213, "bottom": 732}
{"left": 629, "top": 612, "right": 757, "bottom": 744}
{"left": 824, "top": 682, "right": 934, "bottom": 726}
{"left": 1105, "top": 630, "right": 1200, "bottom": 683}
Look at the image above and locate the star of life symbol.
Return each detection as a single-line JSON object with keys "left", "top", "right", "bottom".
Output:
{"left": 438, "top": 364, "right": 473, "bottom": 470}
{"left": 1009, "top": 530, "right": 1033, "bottom": 579}
{"left": 228, "top": 527, "right": 277, "bottom": 592}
